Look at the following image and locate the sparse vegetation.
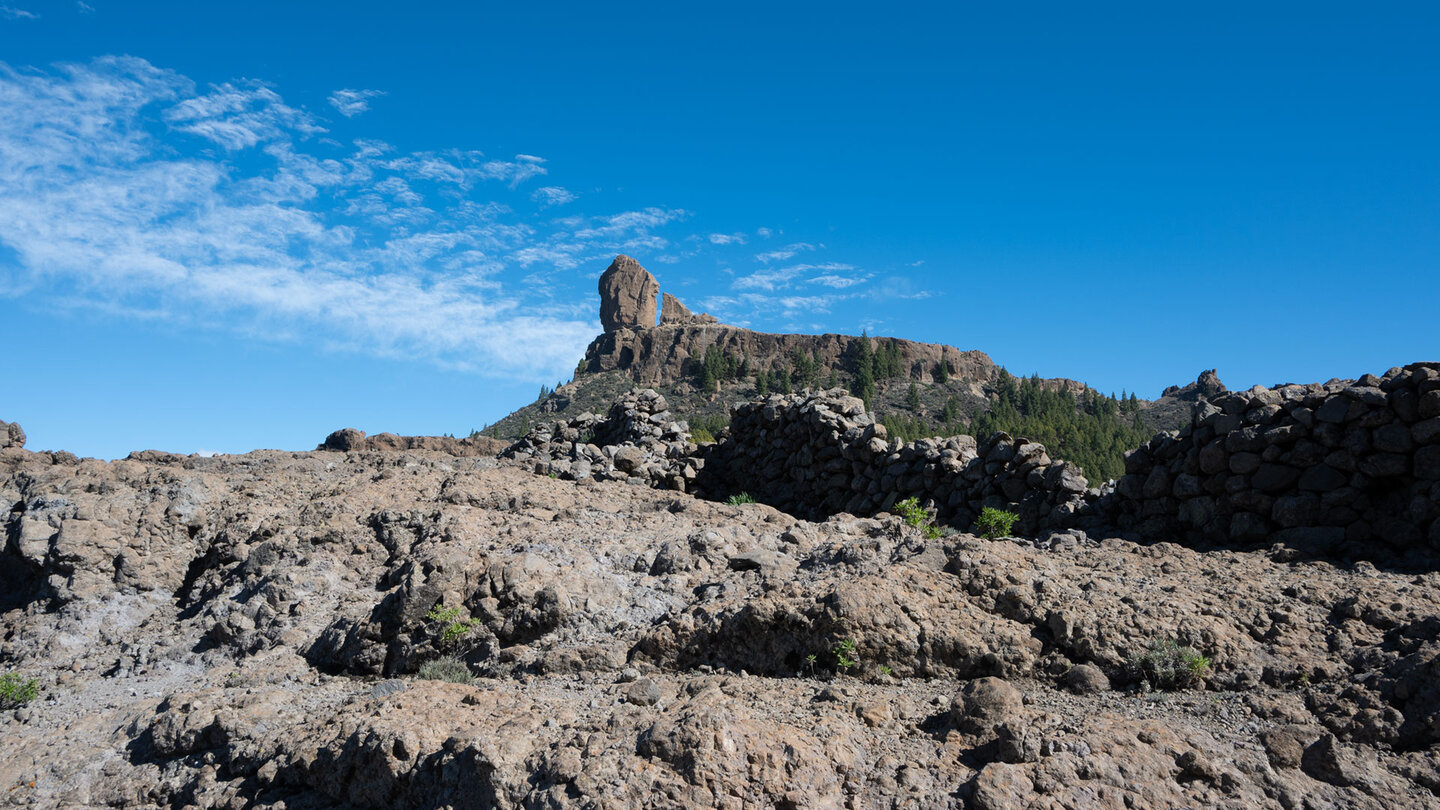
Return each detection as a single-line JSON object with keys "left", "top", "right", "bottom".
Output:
{"left": 892, "top": 496, "right": 942, "bottom": 539}
{"left": 425, "top": 603, "right": 480, "bottom": 648}
{"left": 724, "top": 492, "right": 756, "bottom": 505}
{"left": 975, "top": 507, "right": 1019, "bottom": 539}
{"left": 833, "top": 639, "right": 858, "bottom": 673}
{"left": 417, "top": 656, "right": 474, "bottom": 685}
{"left": 1128, "top": 639, "right": 1211, "bottom": 690}
{"left": 0, "top": 672, "right": 39, "bottom": 709}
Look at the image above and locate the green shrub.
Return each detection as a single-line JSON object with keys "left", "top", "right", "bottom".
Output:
{"left": 0, "top": 672, "right": 39, "bottom": 709}
{"left": 724, "top": 492, "right": 756, "bottom": 505}
{"left": 892, "top": 497, "right": 942, "bottom": 539}
{"left": 425, "top": 603, "right": 480, "bottom": 648}
{"left": 417, "top": 656, "right": 474, "bottom": 685}
{"left": 833, "top": 639, "right": 858, "bottom": 673}
{"left": 975, "top": 507, "right": 1019, "bottom": 539}
{"left": 691, "top": 427, "right": 716, "bottom": 443}
{"left": 1128, "top": 639, "right": 1210, "bottom": 690}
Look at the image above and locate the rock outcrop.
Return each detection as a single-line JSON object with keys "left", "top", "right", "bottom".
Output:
{"left": 1112, "top": 362, "right": 1440, "bottom": 565}
{"left": 583, "top": 324, "right": 1001, "bottom": 389}
{"left": 318, "top": 428, "right": 507, "bottom": 456}
{"left": 660, "top": 292, "right": 717, "bottom": 326}
{"left": 6, "top": 443, "right": 1440, "bottom": 808}
{"left": 1, "top": 419, "right": 24, "bottom": 450}
{"left": 597, "top": 254, "right": 659, "bottom": 332}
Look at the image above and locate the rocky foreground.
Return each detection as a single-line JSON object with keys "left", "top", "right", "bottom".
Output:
{"left": 3, "top": 438, "right": 1440, "bottom": 809}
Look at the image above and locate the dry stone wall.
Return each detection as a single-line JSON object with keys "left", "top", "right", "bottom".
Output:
{"left": 502, "top": 388, "right": 1096, "bottom": 535}
{"left": 1111, "top": 362, "right": 1440, "bottom": 562}
{"left": 502, "top": 389, "right": 704, "bottom": 491}
{"left": 706, "top": 389, "right": 1097, "bottom": 535}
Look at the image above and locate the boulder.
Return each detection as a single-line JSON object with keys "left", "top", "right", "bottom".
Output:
{"left": 0, "top": 420, "right": 23, "bottom": 449}
{"left": 598, "top": 255, "right": 659, "bottom": 332}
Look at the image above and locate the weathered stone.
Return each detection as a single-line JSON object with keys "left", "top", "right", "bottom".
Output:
{"left": 659, "top": 292, "right": 717, "bottom": 325}
{"left": 0, "top": 420, "right": 24, "bottom": 449}
{"left": 1298, "top": 464, "right": 1348, "bottom": 492}
{"left": 597, "top": 254, "right": 659, "bottom": 332}
{"left": 1252, "top": 464, "right": 1301, "bottom": 493}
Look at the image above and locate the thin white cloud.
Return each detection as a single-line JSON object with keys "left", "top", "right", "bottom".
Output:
{"left": 809, "top": 273, "right": 870, "bottom": 289}
{"left": 77, "top": 1, "right": 93, "bottom": 12}
{"left": 756, "top": 227, "right": 772, "bottom": 238}
{"left": 0, "top": 5, "right": 37, "bottom": 18}
{"left": 165, "top": 80, "right": 322, "bottom": 149}
{"left": 732, "top": 261, "right": 857, "bottom": 292}
{"left": 755, "top": 242, "right": 815, "bottom": 263}
{"left": 0, "top": 56, "right": 678, "bottom": 381}
{"left": 709, "top": 232, "right": 747, "bottom": 245}
{"left": 531, "top": 186, "right": 576, "bottom": 207}
{"left": 327, "top": 88, "right": 385, "bottom": 118}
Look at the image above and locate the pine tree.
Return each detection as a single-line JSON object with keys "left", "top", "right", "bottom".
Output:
{"left": 906, "top": 382, "right": 922, "bottom": 411}
{"left": 936, "top": 358, "right": 949, "bottom": 384}
{"left": 942, "top": 396, "right": 961, "bottom": 425}
{"left": 850, "top": 333, "right": 876, "bottom": 405}
{"left": 774, "top": 367, "right": 792, "bottom": 394}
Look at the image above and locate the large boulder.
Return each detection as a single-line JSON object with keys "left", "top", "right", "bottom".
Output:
{"left": 598, "top": 255, "right": 659, "bottom": 332}
{"left": 1, "top": 420, "right": 24, "bottom": 449}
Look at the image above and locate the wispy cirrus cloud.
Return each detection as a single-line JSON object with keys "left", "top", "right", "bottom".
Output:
{"left": 0, "top": 5, "right": 37, "bottom": 19}
{"left": 327, "top": 88, "right": 385, "bottom": 118}
{"left": 530, "top": 185, "right": 576, "bottom": 207}
{"left": 708, "top": 232, "right": 747, "bottom": 245}
{"left": 755, "top": 242, "right": 815, "bottom": 263}
{"left": 0, "top": 56, "right": 710, "bottom": 380}
{"left": 732, "top": 261, "right": 860, "bottom": 292}
{"left": 165, "top": 81, "right": 323, "bottom": 149}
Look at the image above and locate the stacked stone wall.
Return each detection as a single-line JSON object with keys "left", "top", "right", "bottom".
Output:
{"left": 1111, "top": 362, "right": 1440, "bottom": 560}
{"left": 705, "top": 389, "right": 1096, "bottom": 535}
{"left": 502, "top": 390, "right": 704, "bottom": 491}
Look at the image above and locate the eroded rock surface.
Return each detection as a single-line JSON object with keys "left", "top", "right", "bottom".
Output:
{"left": 598, "top": 254, "right": 660, "bottom": 332}
{"left": 3, "top": 442, "right": 1440, "bottom": 808}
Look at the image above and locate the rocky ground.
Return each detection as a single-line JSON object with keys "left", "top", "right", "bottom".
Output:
{"left": 4, "top": 441, "right": 1440, "bottom": 809}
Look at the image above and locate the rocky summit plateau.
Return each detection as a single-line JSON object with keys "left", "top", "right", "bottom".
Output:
{"left": 3, "top": 263, "right": 1440, "bottom": 810}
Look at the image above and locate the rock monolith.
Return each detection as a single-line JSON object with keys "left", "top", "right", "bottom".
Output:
{"left": 598, "top": 255, "right": 659, "bottom": 332}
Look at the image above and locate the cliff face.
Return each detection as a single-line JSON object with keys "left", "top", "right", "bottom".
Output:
{"left": 580, "top": 322, "right": 1003, "bottom": 390}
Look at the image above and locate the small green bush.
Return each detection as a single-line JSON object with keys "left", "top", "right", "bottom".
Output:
{"left": 893, "top": 497, "right": 942, "bottom": 539}
{"left": 417, "top": 656, "right": 474, "bottom": 685}
{"left": 975, "top": 507, "right": 1019, "bottom": 539}
{"left": 691, "top": 427, "right": 716, "bottom": 443}
{"left": 0, "top": 672, "right": 39, "bottom": 709}
{"left": 833, "top": 639, "right": 858, "bottom": 673}
{"left": 425, "top": 603, "right": 480, "bottom": 648}
{"left": 1128, "top": 639, "right": 1211, "bottom": 690}
{"left": 724, "top": 492, "right": 756, "bottom": 505}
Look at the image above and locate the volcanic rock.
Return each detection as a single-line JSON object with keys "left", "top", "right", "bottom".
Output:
{"left": 1, "top": 419, "right": 23, "bottom": 449}
{"left": 660, "top": 292, "right": 717, "bottom": 326}
{"left": 598, "top": 254, "right": 659, "bottom": 332}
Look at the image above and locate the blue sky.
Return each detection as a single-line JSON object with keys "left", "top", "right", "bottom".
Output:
{"left": 2, "top": 1, "right": 1436, "bottom": 458}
